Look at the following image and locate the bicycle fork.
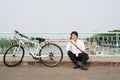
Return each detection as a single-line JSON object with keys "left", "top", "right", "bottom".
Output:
{"left": 12, "top": 45, "right": 21, "bottom": 57}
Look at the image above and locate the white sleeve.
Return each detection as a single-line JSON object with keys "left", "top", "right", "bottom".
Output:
{"left": 66, "top": 42, "right": 71, "bottom": 51}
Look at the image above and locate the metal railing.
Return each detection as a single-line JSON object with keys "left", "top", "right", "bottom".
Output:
{"left": 0, "top": 32, "right": 120, "bottom": 56}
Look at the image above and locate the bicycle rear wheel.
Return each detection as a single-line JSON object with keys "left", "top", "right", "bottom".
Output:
{"left": 3, "top": 45, "right": 25, "bottom": 67}
{"left": 39, "top": 43, "right": 63, "bottom": 67}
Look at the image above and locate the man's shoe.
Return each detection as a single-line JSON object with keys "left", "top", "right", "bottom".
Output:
{"left": 73, "top": 65, "right": 80, "bottom": 69}
{"left": 81, "top": 64, "right": 88, "bottom": 70}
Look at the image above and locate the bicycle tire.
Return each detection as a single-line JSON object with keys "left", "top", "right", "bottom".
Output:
{"left": 3, "top": 45, "right": 25, "bottom": 67}
{"left": 39, "top": 43, "right": 63, "bottom": 67}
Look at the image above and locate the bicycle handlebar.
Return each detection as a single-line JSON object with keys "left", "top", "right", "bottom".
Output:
{"left": 15, "top": 30, "right": 28, "bottom": 38}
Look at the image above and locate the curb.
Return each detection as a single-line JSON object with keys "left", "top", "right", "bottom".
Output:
{"left": 1, "top": 60, "right": 120, "bottom": 67}
{"left": 1, "top": 56, "right": 120, "bottom": 67}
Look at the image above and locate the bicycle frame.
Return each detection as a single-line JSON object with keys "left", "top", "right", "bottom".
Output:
{"left": 17, "top": 35, "right": 48, "bottom": 58}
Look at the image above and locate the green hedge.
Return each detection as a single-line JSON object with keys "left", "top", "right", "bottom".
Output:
{"left": 0, "top": 38, "right": 18, "bottom": 51}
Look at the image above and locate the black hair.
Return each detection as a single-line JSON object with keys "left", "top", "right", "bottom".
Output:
{"left": 70, "top": 31, "right": 78, "bottom": 39}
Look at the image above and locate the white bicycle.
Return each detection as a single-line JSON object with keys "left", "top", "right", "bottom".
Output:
{"left": 3, "top": 30, "right": 63, "bottom": 67}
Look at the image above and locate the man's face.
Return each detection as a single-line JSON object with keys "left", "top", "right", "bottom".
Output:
{"left": 71, "top": 34, "right": 78, "bottom": 41}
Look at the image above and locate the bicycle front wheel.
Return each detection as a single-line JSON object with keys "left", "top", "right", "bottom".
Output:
{"left": 3, "top": 45, "right": 25, "bottom": 67}
{"left": 39, "top": 43, "right": 63, "bottom": 67}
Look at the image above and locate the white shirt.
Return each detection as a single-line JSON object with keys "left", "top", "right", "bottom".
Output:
{"left": 66, "top": 39, "right": 85, "bottom": 56}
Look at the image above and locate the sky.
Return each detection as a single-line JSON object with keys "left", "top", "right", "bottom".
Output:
{"left": 0, "top": 0, "right": 120, "bottom": 33}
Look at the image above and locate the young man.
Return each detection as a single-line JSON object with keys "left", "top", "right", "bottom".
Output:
{"left": 66, "top": 31, "right": 89, "bottom": 70}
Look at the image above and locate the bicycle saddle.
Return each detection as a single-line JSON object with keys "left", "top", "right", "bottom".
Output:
{"left": 36, "top": 38, "right": 45, "bottom": 43}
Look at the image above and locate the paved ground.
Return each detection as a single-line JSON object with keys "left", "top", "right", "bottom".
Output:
{"left": 1, "top": 56, "right": 120, "bottom": 80}
{"left": 0, "top": 65, "right": 120, "bottom": 80}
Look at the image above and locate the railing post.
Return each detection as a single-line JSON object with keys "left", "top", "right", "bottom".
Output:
{"left": 116, "top": 33, "right": 119, "bottom": 54}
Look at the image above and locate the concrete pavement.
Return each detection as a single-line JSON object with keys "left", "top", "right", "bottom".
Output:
{"left": 0, "top": 65, "right": 120, "bottom": 80}
{"left": 1, "top": 56, "right": 120, "bottom": 80}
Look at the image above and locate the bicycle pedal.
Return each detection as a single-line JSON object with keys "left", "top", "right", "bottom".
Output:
{"left": 32, "top": 56, "right": 39, "bottom": 60}
{"left": 29, "top": 53, "right": 32, "bottom": 55}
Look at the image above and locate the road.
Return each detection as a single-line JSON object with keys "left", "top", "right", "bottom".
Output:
{"left": 0, "top": 65, "right": 120, "bottom": 80}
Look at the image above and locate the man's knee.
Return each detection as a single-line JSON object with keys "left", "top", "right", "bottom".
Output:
{"left": 67, "top": 51, "right": 72, "bottom": 55}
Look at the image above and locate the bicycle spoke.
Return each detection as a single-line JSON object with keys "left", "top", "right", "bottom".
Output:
{"left": 40, "top": 43, "right": 63, "bottom": 67}
{"left": 3, "top": 45, "right": 24, "bottom": 67}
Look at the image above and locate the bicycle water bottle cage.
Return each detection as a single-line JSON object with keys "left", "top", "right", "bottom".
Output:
{"left": 36, "top": 38, "right": 45, "bottom": 43}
